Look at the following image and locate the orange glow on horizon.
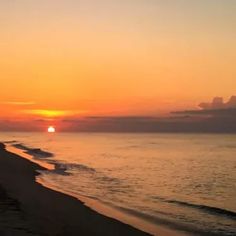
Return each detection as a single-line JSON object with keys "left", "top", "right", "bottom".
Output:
{"left": 21, "top": 109, "right": 89, "bottom": 119}
{"left": 24, "top": 109, "right": 70, "bottom": 118}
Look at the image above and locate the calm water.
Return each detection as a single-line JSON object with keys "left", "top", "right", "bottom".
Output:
{"left": 1, "top": 133, "right": 236, "bottom": 235}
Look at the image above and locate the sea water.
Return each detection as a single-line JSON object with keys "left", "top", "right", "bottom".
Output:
{"left": 1, "top": 132, "right": 236, "bottom": 235}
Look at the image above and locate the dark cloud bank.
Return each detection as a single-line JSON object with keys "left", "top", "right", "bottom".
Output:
{"left": 199, "top": 96, "right": 236, "bottom": 110}
{"left": 1, "top": 96, "right": 236, "bottom": 133}
{"left": 61, "top": 96, "right": 236, "bottom": 133}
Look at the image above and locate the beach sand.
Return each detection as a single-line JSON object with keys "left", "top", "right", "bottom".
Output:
{"left": 0, "top": 184, "right": 41, "bottom": 236}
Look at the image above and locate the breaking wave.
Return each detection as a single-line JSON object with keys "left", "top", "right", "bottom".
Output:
{"left": 12, "top": 143, "right": 54, "bottom": 158}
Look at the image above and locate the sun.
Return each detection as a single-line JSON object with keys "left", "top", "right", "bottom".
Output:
{"left": 48, "top": 126, "right": 56, "bottom": 133}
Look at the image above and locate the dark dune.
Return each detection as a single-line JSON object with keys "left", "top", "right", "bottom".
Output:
{"left": 0, "top": 143, "right": 151, "bottom": 236}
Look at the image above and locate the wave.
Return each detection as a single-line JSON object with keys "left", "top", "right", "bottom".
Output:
{"left": 12, "top": 143, "right": 54, "bottom": 158}
{"left": 166, "top": 199, "right": 236, "bottom": 219}
{"left": 113, "top": 206, "right": 225, "bottom": 236}
{"left": 3, "top": 140, "right": 18, "bottom": 144}
{"left": 8, "top": 141, "right": 95, "bottom": 175}
{"left": 98, "top": 175, "right": 119, "bottom": 182}
{"left": 65, "top": 163, "right": 96, "bottom": 172}
{"left": 152, "top": 196, "right": 236, "bottom": 219}
{"left": 45, "top": 162, "right": 96, "bottom": 175}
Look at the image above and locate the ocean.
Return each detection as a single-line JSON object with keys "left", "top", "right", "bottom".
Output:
{"left": 1, "top": 132, "right": 235, "bottom": 235}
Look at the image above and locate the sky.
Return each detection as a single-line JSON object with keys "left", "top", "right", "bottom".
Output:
{"left": 0, "top": 0, "right": 236, "bottom": 130}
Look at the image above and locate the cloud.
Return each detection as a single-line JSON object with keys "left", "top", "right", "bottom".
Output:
{"left": 199, "top": 95, "right": 236, "bottom": 110}
{"left": 23, "top": 109, "right": 88, "bottom": 118}
{"left": 61, "top": 113, "right": 236, "bottom": 133}
{"left": 172, "top": 95, "right": 236, "bottom": 120}
{"left": 0, "top": 119, "right": 44, "bottom": 132}
{"left": 168, "top": 95, "right": 236, "bottom": 133}
{"left": 1, "top": 101, "right": 36, "bottom": 106}
{"left": 173, "top": 108, "right": 236, "bottom": 117}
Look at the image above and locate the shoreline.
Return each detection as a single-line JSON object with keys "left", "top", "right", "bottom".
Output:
{"left": 0, "top": 142, "right": 152, "bottom": 236}
{"left": 0, "top": 142, "right": 187, "bottom": 236}
{"left": 36, "top": 177, "right": 182, "bottom": 236}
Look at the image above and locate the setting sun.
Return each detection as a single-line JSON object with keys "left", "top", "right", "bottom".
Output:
{"left": 48, "top": 126, "right": 56, "bottom": 133}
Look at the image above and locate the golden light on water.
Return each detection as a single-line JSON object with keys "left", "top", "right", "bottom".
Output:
{"left": 48, "top": 126, "right": 56, "bottom": 133}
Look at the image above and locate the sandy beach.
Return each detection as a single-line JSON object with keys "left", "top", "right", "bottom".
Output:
{"left": 0, "top": 142, "right": 152, "bottom": 236}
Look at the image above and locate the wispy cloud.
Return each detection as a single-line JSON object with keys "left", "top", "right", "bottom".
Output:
{"left": 1, "top": 101, "right": 36, "bottom": 106}
{"left": 173, "top": 108, "right": 236, "bottom": 116}
{"left": 23, "top": 109, "right": 88, "bottom": 118}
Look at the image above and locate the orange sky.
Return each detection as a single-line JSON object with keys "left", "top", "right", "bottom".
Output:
{"left": 0, "top": 0, "right": 236, "bottom": 123}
